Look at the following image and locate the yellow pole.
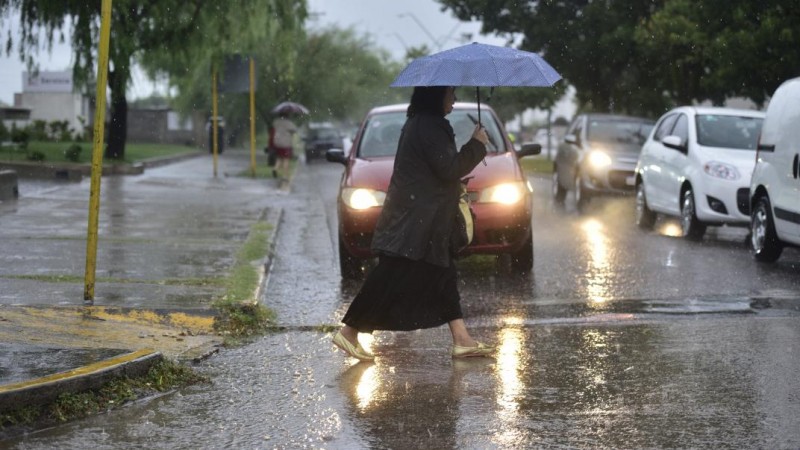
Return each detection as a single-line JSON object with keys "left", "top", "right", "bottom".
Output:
{"left": 212, "top": 70, "right": 219, "bottom": 177}
{"left": 249, "top": 58, "right": 256, "bottom": 177}
{"left": 83, "top": 0, "right": 113, "bottom": 304}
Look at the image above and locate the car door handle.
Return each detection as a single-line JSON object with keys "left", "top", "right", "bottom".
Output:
{"left": 794, "top": 154, "right": 799, "bottom": 179}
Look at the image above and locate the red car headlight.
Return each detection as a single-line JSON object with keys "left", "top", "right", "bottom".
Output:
{"left": 477, "top": 181, "right": 529, "bottom": 205}
{"left": 342, "top": 187, "right": 386, "bottom": 210}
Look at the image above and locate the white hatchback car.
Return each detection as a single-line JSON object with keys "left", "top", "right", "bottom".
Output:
{"left": 749, "top": 77, "right": 800, "bottom": 262}
{"left": 635, "top": 106, "right": 765, "bottom": 239}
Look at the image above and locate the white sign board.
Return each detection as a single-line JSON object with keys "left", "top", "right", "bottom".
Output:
{"left": 22, "top": 71, "right": 73, "bottom": 93}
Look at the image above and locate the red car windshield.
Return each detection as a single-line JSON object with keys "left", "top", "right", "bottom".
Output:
{"left": 358, "top": 109, "right": 505, "bottom": 158}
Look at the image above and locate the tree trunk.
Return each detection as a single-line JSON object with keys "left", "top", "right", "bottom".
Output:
{"left": 105, "top": 69, "right": 128, "bottom": 160}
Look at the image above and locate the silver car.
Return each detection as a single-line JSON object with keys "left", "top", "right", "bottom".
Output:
{"left": 552, "top": 114, "right": 654, "bottom": 212}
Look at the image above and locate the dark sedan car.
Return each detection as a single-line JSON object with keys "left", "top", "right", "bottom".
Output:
{"left": 304, "top": 123, "right": 342, "bottom": 162}
{"left": 552, "top": 113, "right": 655, "bottom": 212}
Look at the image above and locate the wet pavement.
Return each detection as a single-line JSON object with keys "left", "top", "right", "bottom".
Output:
{"left": 0, "top": 149, "right": 283, "bottom": 381}
{"left": 3, "top": 158, "right": 800, "bottom": 448}
{"left": 4, "top": 159, "right": 799, "bottom": 449}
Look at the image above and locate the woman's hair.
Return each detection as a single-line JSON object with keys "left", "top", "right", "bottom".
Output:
{"left": 406, "top": 86, "right": 450, "bottom": 118}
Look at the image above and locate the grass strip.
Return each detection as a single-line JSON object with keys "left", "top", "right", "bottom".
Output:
{"left": 519, "top": 157, "right": 554, "bottom": 174}
{"left": 0, "top": 359, "right": 207, "bottom": 430}
{"left": 0, "top": 141, "right": 198, "bottom": 164}
{"left": 212, "top": 221, "right": 276, "bottom": 340}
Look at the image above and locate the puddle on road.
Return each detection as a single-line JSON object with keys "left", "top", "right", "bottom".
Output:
{"left": 642, "top": 298, "right": 754, "bottom": 315}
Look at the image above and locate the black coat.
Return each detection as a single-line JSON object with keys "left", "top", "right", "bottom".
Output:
{"left": 371, "top": 112, "right": 487, "bottom": 267}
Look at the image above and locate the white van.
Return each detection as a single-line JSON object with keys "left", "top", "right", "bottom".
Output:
{"left": 749, "top": 77, "right": 800, "bottom": 262}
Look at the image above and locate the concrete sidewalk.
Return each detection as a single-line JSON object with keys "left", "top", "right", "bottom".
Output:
{"left": 0, "top": 149, "right": 283, "bottom": 412}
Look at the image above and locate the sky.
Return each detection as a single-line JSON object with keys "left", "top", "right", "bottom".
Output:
{"left": 0, "top": 0, "right": 574, "bottom": 124}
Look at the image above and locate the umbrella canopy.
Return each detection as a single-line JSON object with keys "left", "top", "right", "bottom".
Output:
{"left": 390, "top": 42, "right": 561, "bottom": 88}
{"left": 271, "top": 101, "right": 309, "bottom": 116}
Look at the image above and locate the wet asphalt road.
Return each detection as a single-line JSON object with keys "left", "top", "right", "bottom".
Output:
{"left": 7, "top": 159, "right": 800, "bottom": 449}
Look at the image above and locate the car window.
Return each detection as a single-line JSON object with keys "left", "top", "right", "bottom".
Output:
{"left": 312, "top": 128, "right": 339, "bottom": 140}
{"left": 695, "top": 115, "right": 764, "bottom": 150}
{"left": 653, "top": 114, "right": 678, "bottom": 142}
{"left": 586, "top": 118, "right": 653, "bottom": 146}
{"left": 357, "top": 109, "right": 505, "bottom": 158}
{"left": 358, "top": 111, "right": 407, "bottom": 157}
{"left": 671, "top": 114, "right": 689, "bottom": 144}
{"left": 448, "top": 110, "right": 504, "bottom": 153}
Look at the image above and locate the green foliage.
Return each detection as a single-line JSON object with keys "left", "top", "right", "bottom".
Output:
{"left": 25, "top": 150, "right": 45, "bottom": 161}
{"left": 212, "top": 221, "right": 276, "bottom": 338}
{"left": 0, "top": 141, "right": 197, "bottom": 164}
{"left": 63, "top": 143, "right": 82, "bottom": 162}
{"left": 49, "top": 120, "right": 73, "bottom": 141}
{"left": 0, "top": 359, "right": 207, "bottom": 428}
{"left": 10, "top": 124, "right": 29, "bottom": 149}
{"left": 290, "top": 27, "right": 407, "bottom": 123}
{"left": 438, "top": 0, "right": 800, "bottom": 116}
{"left": 1, "top": 0, "right": 310, "bottom": 158}
{"left": 29, "top": 120, "right": 48, "bottom": 141}
{"left": 0, "top": 120, "right": 8, "bottom": 142}
{"left": 519, "top": 157, "right": 554, "bottom": 175}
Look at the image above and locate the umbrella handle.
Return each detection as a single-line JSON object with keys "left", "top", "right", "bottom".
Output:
{"left": 476, "top": 87, "right": 481, "bottom": 126}
{"left": 476, "top": 86, "right": 487, "bottom": 166}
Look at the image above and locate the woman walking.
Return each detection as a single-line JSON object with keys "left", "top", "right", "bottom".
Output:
{"left": 333, "top": 86, "right": 494, "bottom": 361}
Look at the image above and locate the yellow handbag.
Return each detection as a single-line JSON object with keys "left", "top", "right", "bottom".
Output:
{"left": 458, "top": 187, "right": 474, "bottom": 244}
{"left": 452, "top": 184, "right": 474, "bottom": 253}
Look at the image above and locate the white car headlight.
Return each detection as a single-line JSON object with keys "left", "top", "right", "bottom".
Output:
{"left": 342, "top": 187, "right": 386, "bottom": 210}
{"left": 587, "top": 150, "right": 612, "bottom": 168}
{"left": 478, "top": 181, "right": 527, "bottom": 205}
{"left": 703, "top": 161, "right": 740, "bottom": 180}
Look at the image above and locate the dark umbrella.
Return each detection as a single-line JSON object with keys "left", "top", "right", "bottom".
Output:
{"left": 390, "top": 42, "right": 561, "bottom": 123}
{"left": 271, "top": 101, "right": 309, "bottom": 116}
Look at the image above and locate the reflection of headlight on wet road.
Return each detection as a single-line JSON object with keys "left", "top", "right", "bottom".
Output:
{"left": 587, "top": 150, "right": 612, "bottom": 168}
{"left": 342, "top": 188, "right": 386, "bottom": 210}
{"left": 478, "top": 181, "right": 527, "bottom": 205}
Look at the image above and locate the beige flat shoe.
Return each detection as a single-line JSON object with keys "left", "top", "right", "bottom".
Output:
{"left": 333, "top": 331, "right": 375, "bottom": 361}
{"left": 451, "top": 341, "right": 495, "bottom": 358}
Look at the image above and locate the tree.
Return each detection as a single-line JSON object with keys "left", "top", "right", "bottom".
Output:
{"left": 292, "top": 27, "right": 406, "bottom": 123}
{"left": 439, "top": 0, "right": 800, "bottom": 116}
{"left": 0, "top": 0, "right": 307, "bottom": 159}
{"left": 635, "top": 0, "right": 800, "bottom": 107}
{"left": 139, "top": 1, "right": 308, "bottom": 146}
{"left": 439, "top": 0, "right": 664, "bottom": 117}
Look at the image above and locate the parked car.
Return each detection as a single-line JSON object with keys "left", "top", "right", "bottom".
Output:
{"left": 635, "top": 106, "right": 765, "bottom": 239}
{"left": 304, "top": 123, "right": 342, "bottom": 162}
{"left": 749, "top": 77, "right": 800, "bottom": 262}
{"left": 326, "top": 102, "right": 541, "bottom": 278}
{"left": 552, "top": 113, "right": 655, "bottom": 212}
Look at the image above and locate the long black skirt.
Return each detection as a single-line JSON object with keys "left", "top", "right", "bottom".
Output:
{"left": 342, "top": 255, "right": 463, "bottom": 332}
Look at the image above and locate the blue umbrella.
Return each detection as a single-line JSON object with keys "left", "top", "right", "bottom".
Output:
{"left": 391, "top": 42, "right": 561, "bottom": 123}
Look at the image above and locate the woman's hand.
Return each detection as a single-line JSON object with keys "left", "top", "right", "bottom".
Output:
{"left": 472, "top": 124, "right": 489, "bottom": 146}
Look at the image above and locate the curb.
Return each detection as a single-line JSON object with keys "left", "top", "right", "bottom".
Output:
{"left": 0, "top": 349, "right": 162, "bottom": 415}
{"left": 253, "top": 207, "right": 284, "bottom": 304}
{"left": 0, "top": 150, "right": 205, "bottom": 180}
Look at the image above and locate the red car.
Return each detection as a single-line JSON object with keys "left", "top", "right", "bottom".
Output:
{"left": 327, "top": 102, "right": 541, "bottom": 278}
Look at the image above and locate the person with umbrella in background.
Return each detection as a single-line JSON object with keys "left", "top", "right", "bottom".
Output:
{"left": 269, "top": 102, "right": 307, "bottom": 179}
{"left": 333, "top": 85, "right": 494, "bottom": 361}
